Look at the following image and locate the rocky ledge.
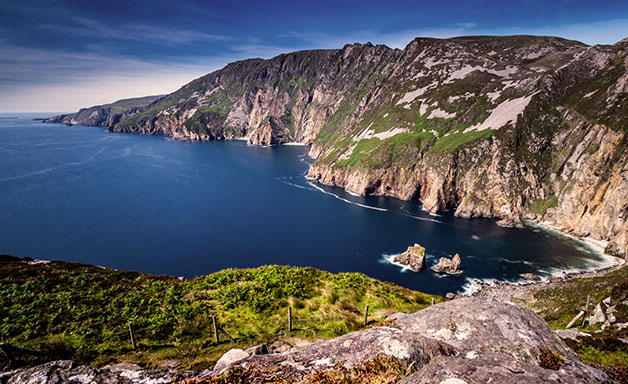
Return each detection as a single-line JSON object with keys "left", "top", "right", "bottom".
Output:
{"left": 0, "top": 361, "right": 194, "bottom": 384}
{"left": 0, "top": 298, "right": 612, "bottom": 383}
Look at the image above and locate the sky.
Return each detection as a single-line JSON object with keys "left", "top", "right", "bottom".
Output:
{"left": 1, "top": 0, "right": 628, "bottom": 113}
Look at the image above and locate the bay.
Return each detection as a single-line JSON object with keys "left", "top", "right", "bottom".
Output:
{"left": 0, "top": 114, "right": 611, "bottom": 295}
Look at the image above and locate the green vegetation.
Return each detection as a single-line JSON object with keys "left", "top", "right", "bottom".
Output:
{"left": 529, "top": 195, "right": 558, "bottom": 215}
{"left": 198, "top": 91, "right": 232, "bottom": 118}
{"left": 522, "top": 266, "right": 628, "bottom": 368}
{"left": 183, "top": 91, "right": 234, "bottom": 135}
{"left": 586, "top": 142, "right": 600, "bottom": 155}
{"left": 539, "top": 348, "right": 564, "bottom": 370}
{"left": 116, "top": 98, "right": 176, "bottom": 129}
{"left": 557, "top": 58, "right": 628, "bottom": 132}
{"left": 335, "top": 138, "right": 381, "bottom": 167}
{"left": 108, "top": 95, "right": 165, "bottom": 114}
{"left": 429, "top": 129, "right": 493, "bottom": 152}
{"left": 319, "top": 102, "right": 493, "bottom": 170}
{"left": 0, "top": 256, "right": 438, "bottom": 371}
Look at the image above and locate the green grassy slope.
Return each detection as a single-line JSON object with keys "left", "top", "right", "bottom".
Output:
{"left": 0, "top": 255, "right": 438, "bottom": 371}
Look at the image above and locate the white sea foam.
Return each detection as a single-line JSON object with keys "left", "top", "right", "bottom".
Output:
{"left": 307, "top": 182, "right": 388, "bottom": 212}
{"left": 282, "top": 142, "right": 308, "bottom": 146}
{"left": 458, "top": 224, "right": 626, "bottom": 296}
{"left": 0, "top": 146, "right": 107, "bottom": 183}
{"left": 459, "top": 277, "right": 531, "bottom": 296}
{"left": 419, "top": 205, "right": 441, "bottom": 217}
{"left": 277, "top": 178, "right": 316, "bottom": 191}
{"left": 399, "top": 208, "right": 443, "bottom": 224}
{"left": 470, "top": 235, "right": 480, "bottom": 240}
{"left": 381, "top": 254, "right": 413, "bottom": 272}
{"left": 528, "top": 221, "right": 624, "bottom": 270}
{"left": 495, "top": 257, "right": 535, "bottom": 266}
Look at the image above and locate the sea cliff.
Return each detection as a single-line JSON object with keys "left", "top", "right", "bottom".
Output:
{"left": 46, "top": 35, "right": 628, "bottom": 258}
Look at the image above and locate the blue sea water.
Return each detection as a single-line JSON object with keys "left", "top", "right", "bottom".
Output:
{"left": 0, "top": 114, "right": 611, "bottom": 295}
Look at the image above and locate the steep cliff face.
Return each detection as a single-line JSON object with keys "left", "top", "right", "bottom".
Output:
{"left": 47, "top": 36, "right": 628, "bottom": 257}
{"left": 307, "top": 37, "right": 628, "bottom": 257}
{"left": 45, "top": 95, "right": 165, "bottom": 127}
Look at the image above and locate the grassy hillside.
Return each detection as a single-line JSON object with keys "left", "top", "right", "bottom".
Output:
{"left": 521, "top": 266, "right": 628, "bottom": 371}
{"left": 107, "top": 95, "right": 166, "bottom": 114}
{"left": 0, "top": 255, "right": 438, "bottom": 371}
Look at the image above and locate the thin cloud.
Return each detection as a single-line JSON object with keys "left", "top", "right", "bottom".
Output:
{"left": 3, "top": 16, "right": 628, "bottom": 112}
{"left": 39, "top": 17, "right": 234, "bottom": 45}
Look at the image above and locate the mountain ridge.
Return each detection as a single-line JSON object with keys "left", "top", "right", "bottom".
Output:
{"left": 45, "top": 35, "right": 628, "bottom": 258}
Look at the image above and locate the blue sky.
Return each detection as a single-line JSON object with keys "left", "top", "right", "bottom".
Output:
{"left": 2, "top": 0, "right": 628, "bottom": 112}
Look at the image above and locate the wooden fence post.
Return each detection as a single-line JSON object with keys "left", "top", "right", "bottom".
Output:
{"left": 212, "top": 316, "right": 219, "bottom": 344}
{"left": 581, "top": 295, "right": 591, "bottom": 327}
{"left": 288, "top": 307, "right": 292, "bottom": 332}
{"left": 218, "top": 327, "right": 235, "bottom": 343}
{"left": 431, "top": 298, "right": 435, "bottom": 306}
{"left": 127, "top": 322, "right": 136, "bottom": 350}
{"left": 363, "top": 304, "right": 369, "bottom": 327}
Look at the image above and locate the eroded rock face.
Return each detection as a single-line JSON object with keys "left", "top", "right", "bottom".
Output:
{"left": 0, "top": 360, "right": 194, "bottom": 384}
{"left": 431, "top": 253, "right": 462, "bottom": 274}
{"left": 46, "top": 37, "right": 628, "bottom": 256}
{"left": 392, "top": 244, "right": 426, "bottom": 272}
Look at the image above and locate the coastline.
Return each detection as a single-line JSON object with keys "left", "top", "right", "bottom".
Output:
{"left": 23, "top": 120, "right": 628, "bottom": 300}
{"left": 465, "top": 220, "right": 626, "bottom": 300}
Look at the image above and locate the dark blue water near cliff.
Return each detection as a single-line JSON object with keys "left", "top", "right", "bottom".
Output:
{"left": 0, "top": 114, "right": 611, "bottom": 295}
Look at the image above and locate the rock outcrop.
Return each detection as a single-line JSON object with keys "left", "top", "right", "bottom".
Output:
{"left": 45, "top": 36, "right": 628, "bottom": 257}
{"left": 392, "top": 244, "right": 426, "bottom": 272}
{"left": 0, "top": 298, "right": 612, "bottom": 383}
{"left": 195, "top": 297, "right": 610, "bottom": 383}
{"left": 0, "top": 361, "right": 194, "bottom": 384}
{"left": 431, "top": 253, "right": 462, "bottom": 274}
{"left": 45, "top": 95, "right": 164, "bottom": 128}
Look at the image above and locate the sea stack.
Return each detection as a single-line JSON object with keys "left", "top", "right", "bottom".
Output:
{"left": 431, "top": 253, "right": 462, "bottom": 274}
{"left": 392, "top": 243, "right": 426, "bottom": 272}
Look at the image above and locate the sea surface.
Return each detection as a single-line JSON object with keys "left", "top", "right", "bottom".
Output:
{"left": 0, "top": 114, "right": 613, "bottom": 295}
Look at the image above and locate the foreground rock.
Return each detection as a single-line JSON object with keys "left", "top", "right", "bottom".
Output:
{"left": 1, "top": 298, "right": 611, "bottom": 383}
{"left": 198, "top": 297, "right": 608, "bottom": 383}
{"left": 0, "top": 361, "right": 194, "bottom": 384}
{"left": 431, "top": 253, "right": 462, "bottom": 274}
{"left": 392, "top": 244, "right": 426, "bottom": 272}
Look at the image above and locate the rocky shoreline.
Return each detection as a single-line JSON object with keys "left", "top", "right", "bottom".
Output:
{"left": 467, "top": 253, "right": 626, "bottom": 302}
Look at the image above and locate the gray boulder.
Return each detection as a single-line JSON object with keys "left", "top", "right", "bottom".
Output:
{"left": 209, "top": 344, "right": 269, "bottom": 375}
{"left": 199, "top": 298, "right": 610, "bottom": 383}
{"left": 587, "top": 303, "right": 607, "bottom": 325}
